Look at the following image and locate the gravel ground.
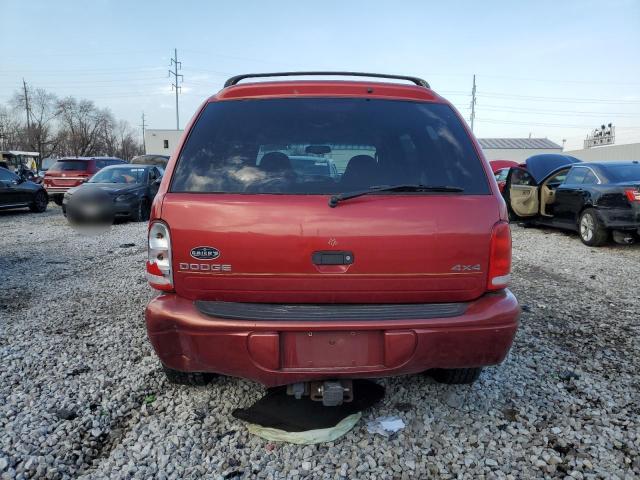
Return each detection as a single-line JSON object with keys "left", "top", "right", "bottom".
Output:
{"left": 1, "top": 206, "right": 639, "bottom": 479}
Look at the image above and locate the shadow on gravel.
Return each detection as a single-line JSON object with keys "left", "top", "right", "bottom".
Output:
{"left": 515, "top": 222, "right": 640, "bottom": 250}
{"left": 0, "top": 208, "right": 33, "bottom": 217}
{"left": 0, "top": 289, "right": 33, "bottom": 313}
{"left": 76, "top": 381, "right": 161, "bottom": 476}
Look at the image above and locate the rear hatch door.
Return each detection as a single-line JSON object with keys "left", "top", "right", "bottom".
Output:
{"left": 165, "top": 193, "right": 497, "bottom": 303}
{"left": 45, "top": 160, "right": 90, "bottom": 187}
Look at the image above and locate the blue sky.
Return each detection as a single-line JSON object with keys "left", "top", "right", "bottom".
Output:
{"left": 2, "top": 0, "right": 639, "bottom": 149}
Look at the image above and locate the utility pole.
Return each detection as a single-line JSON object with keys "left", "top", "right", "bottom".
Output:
{"left": 140, "top": 112, "right": 147, "bottom": 153}
{"left": 168, "top": 48, "right": 183, "bottom": 130}
{"left": 470, "top": 74, "right": 476, "bottom": 133}
{"left": 23, "top": 78, "right": 32, "bottom": 148}
{"left": 0, "top": 113, "right": 6, "bottom": 151}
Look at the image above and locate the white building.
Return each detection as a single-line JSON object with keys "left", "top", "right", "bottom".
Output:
{"left": 478, "top": 138, "right": 563, "bottom": 162}
{"left": 562, "top": 142, "right": 640, "bottom": 162}
{"left": 142, "top": 132, "right": 579, "bottom": 165}
{"left": 144, "top": 129, "right": 184, "bottom": 156}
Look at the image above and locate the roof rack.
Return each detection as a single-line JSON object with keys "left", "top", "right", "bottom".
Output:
{"left": 224, "top": 71, "right": 430, "bottom": 88}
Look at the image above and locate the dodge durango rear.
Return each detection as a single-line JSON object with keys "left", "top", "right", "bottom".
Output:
{"left": 145, "top": 72, "right": 520, "bottom": 393}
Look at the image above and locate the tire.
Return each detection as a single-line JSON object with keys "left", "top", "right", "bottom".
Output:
{"left": 430, "top": 367, "right": 482, "bottom": 384}
{"left": 578, "top": 209, "right": 608, "bottom": 247}
{"left": 52, "top": 195, "right": 64, "bottom": 206}
{"left": 132, "top": 198, "right": 150, "bottom": 222}
{"left": 30, "top": 190, "right": 48, "bottom": 213}
{"left": 163, "top": 366, "right": 216, "bottom": 386}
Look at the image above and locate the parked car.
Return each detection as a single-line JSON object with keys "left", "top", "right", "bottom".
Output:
{"left": 506, "top": 159, "right": 640, "bottom": 246}
{"left": 289, "top": 155, "right": 339, "bottom": 178}
{"left": 0, "top": 167, "right": 48, "bottom": 213}
{"left": 131, "top": 154, "right": 170, "bottom": 169}
{"left": 144, "top": 71, "right": 519, "bottom": 400}
{"left": 489, "top": 160, "right": 520, "bottom": 193}
{"left": 35, "top": 157, "right": 59, "bottom": 184}
{"left": 63, "top": 164, "right": 163, "bottom": 223}
{"left": 505, "top": 154, "right": 581, "bottom": 219}
{"left": 43, "top": 157, "right": 126, "bottom": 205}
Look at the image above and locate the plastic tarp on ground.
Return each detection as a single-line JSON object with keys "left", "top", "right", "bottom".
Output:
{"left": 246, "top": 412, "right": 362, "bottom": 445}
{"left": 232, "top": 380, "right": 385, "bottom": 445}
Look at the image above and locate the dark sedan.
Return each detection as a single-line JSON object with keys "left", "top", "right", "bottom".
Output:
{"left": 0, "top": 167, "right": 48, "bottom": 213}
{"left": 63, "top": 164, "right": 163, "bottom": 223}
{"left": 506, "top": 160, "right": 640, "bottom": 246}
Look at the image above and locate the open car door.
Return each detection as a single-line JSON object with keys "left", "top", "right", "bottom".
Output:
{"left": 506, "top": 167, "right": 539, "bottom": 217}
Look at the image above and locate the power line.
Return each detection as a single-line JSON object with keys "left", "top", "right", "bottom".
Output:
{"left": 469, "top": 73, "right": 640, "bottom": 87}
{"left": 474, "top": 103, "right": 640, "bottom": 117}
{"left": 2, "top": 49, "right": 164, "bottom": 60}
{"left": 0, "top": 66, "right": 164, "bottom": 76}
{"left": 477, "top": 117, "right": 640, "bottom": 129}
{"left": 168, "top": 48, "right": 183, "bottom": 130}
{"left": 477, "top": 106, "right": 640, "bottom": 118}
{"left": 478, "top": 92, "right": 640, "bottom": 104}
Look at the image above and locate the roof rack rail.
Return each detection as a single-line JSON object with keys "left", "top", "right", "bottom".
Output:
{"left": 224, "top": 71, "right": 430, "bottom": 88}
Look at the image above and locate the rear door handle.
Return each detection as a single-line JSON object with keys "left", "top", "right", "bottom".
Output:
{"left": 312, "top": 251, "right": 354, "bottom": 265}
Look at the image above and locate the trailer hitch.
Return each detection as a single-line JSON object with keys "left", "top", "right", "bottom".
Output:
{"left": 286, "top": 380, "right": 354, "bottom": 406}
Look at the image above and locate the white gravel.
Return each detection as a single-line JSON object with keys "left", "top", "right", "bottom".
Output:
{"left": 1, "top": 206, "right": 638, "bottom": 479}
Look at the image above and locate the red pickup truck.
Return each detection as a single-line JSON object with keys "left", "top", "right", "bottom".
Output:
{"left": 145, "top": 72, "right": 519, "bottom": 400}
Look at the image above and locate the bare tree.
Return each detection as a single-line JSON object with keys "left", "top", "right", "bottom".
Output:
{"left": 11, "top": 88, "right": 61, "bottom": 163}
{"left": 2, "top": 85, "right": 143, "bottom": 161}
{"left": 56, "top": 97, "right": 113, "bottom": 157}
{"left": 0, "top": 106, "right": 26, "bottom": 151}
{"left": 115, "top": 120, "right": 143, "bottom": 160}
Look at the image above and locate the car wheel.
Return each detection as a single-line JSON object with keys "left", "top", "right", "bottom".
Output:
{"left": 162, "top": 366, "right": 216, "bottom": 386}
{"left": 30, "top": 190, "right": 48, "bottom": 213}
{"left": 429, "top": 367, "right": 482, "bottom": 384}
{"left": 579, "top": 209, "right": 608, "bottom": 247}
{"left": 52, "top": 195, "right": 64, "bottom": 206}
{"left": 133, "top": 198, "right": 150, "bottom": 222}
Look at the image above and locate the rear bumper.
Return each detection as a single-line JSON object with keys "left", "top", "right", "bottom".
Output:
{"left": 45, "top": 187, "right": 72, "bottom": 195}
{"left": 598, "top": 207, "right": 640, "bottom": 230}
{"left": 63, "top": 198, "right": 136, "bottom": 218}
{"left": 113, "top": 200, "right": 137, "bottom": 217}
{"left": 145, "top": 290, "right": 520, "bottom": 387}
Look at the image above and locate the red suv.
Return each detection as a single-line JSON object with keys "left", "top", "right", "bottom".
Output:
{"left": 43, "top": 157, "right": 125, "bottom": 205}
{"left": 145, "top": 72, "right": 519, "bottom": 395}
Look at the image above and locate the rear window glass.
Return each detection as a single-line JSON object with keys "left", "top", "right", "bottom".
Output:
{"left": 42, "top": 158, "right": 57, "bottom": 170}
{"left": 564, "top": 168, "right": 588, "bottom": 184}
{"left": 89, "top": 167, "right": 147, "bottom": 184}
{"left": 171, "top": 98, "right": 489, "bottom": 195}
{"left": 49, "top": 160, "right": 89, "bottom": 172}
{"left": 605, "top": 164, "right": 640, "bottom": 182}
{"left": 495, "top": 169, "right": 509, "bottom": 181}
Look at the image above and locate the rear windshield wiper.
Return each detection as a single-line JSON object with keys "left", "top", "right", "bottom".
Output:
{"left": 329, "top": 184, "right": 464, "bottom": 207}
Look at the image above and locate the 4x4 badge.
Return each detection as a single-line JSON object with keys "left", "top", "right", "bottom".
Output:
{"left": 190, "top": 246, "right": 220, "bottom": 260}
{"left": 450, "top": 264, "right": 481, "bottom": 272}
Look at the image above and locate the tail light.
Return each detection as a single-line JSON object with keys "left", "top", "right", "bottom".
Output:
{"left": 147, "top": 222, "right": 173, "bottom": 291}
{"left": 625, "top": 189, "right": 640, "bottom": 202}
{"left": 487, "top": 221, "right": 512, "bottom": 290}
